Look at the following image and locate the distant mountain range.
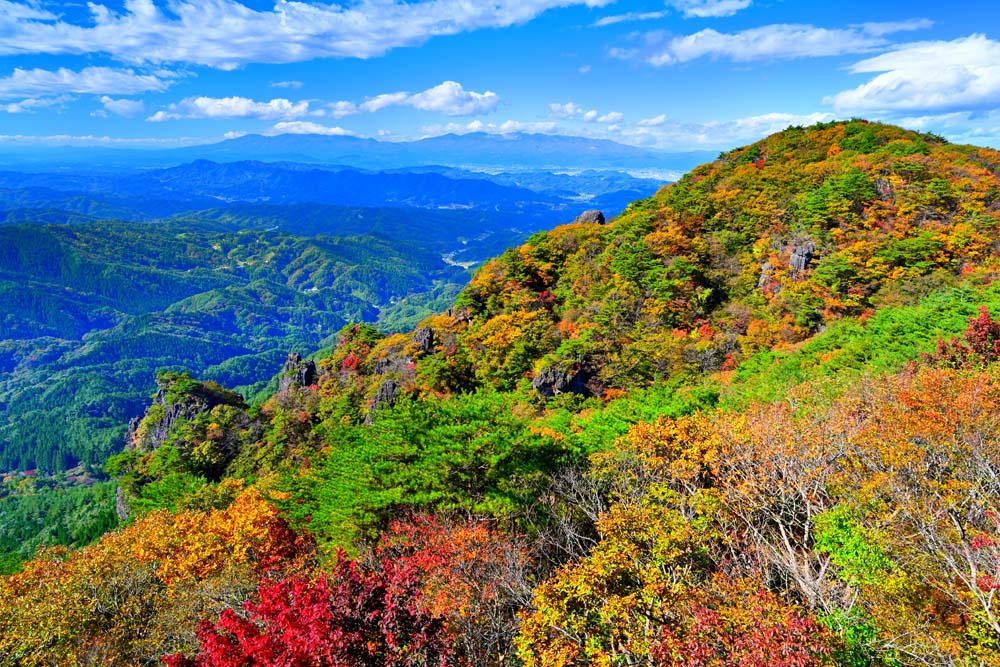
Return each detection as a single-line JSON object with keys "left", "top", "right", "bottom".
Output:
{"left": 0, "top": 132, "right": 713, "bottom": 173}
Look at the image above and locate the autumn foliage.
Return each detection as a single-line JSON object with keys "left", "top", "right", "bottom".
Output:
{"left": 8, "top": 120, "right": 1000, "bottom": 667}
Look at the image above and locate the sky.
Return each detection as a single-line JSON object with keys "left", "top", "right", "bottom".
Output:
{"left": 0, "top": 0, "right": 998, "bottom": 152}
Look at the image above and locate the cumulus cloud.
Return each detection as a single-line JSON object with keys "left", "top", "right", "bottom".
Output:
{"left": 0, "top": 0, "right": 612, "bottom": 69}
{"left": 612, "top": 19, "right": 933, "bottom": 67}
{"left": 360, "top": 81, "right": 499, "bottom": 116}
{"left": 825, "top": 34, "right": 1000, "bottom": 114}
{"left": 98, "top": 95, "right": 144, "bottom": 117}
{"left": 548, "top": 101, "right": 622, "bottom": 123}
{"left": 147, "top": 96, "right": 315, "bottom": 121}
{"left": 328, "top": 100, "right": 359, "bottom": 118}
{"left": 0, "top": 66, "right": 169, "bottom": 99}
{"left": 267, "top": 121, "right": 356, "bottom": 136}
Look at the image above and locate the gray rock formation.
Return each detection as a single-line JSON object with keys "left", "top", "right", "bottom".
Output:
{"left": 574, "top": 209, "right": 606, "bottom": 225}
{"left": 278, "top": 352, "right": 317, "bottom": 392}
{"left": 789, "top": 241, "right": 816, "bottom": 275}
{"left": 532, "top": 364, "right": 592, "bottom": 398}
{"left": 413, "top": 327, "right": 435, "bottom": 355}
{"left": 365, "top": 378, "right": 400, "bottom": 425}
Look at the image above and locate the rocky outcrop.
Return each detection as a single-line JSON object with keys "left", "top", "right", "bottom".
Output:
{"left": 278, "top": 352, "right": 318, "bottom": 392}
{"left": 574, "top": 209, "right": 606, "bottom": 225}
{"left": 789, "top": 241, "right": 816, "bottom": 275}
{"left": 413, "top": 327, "right": 435, "bottom": 355}
{"left": 365, "top": 378, "right": 400, "bottom": 425}
{"left": 532, "top": 364, "right": 592, "bottom": 398}
{"left": 130, "top": 373, "right": 245, "bottom": 453}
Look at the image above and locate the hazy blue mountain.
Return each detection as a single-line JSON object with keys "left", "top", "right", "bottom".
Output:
{"left": 0, "top": 132, "right": 712, "bottom": 173}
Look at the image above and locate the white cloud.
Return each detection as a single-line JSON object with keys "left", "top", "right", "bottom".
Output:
{"left": 594, "top": 10, "right": 668, "bottom": 27}
{"left": 407, "top": 81, "right": 500, "bottom": 115}
{"left": 270, "top": 80, "right": 303, "bottom": 89}
{"left": 613, "top": 20, "right": 933, "bottom": 67}
{"left": 147, "top": 96, "right": 315, "bottom": 121}
{"left": 616, "top": 111, "right": 834, "bottom": 149}
{"left": 825, "top": 34, "right": 1000, "bottom": 114}
{"left": 891, "top": 110, "right": 1000, "bottom": 147}
{"left": 1, "top": 95, "right": 73, "bottom": 114}
{"left": 98, "top": 95, "right": 144, "bottom": 117}
{"left": 328, "top": 100, "right": 359, "bottom": 118}
{"left": 0, "top": 0, "right": 613, "bottom": 69}
{"left": 596, "top": 0, "right": 749, "bottom": 24}
{"left": 578, "top": 64, "right": 592, "bottom": 74}
{"left": 0, "top": 1, "right": 56, "bottom": 20}
{"left": 548, "top": 101, "right": 621, "bottom": 123}
{"left": 421, "top": 119, "right": 560, "bottom": 137}
{"left": 223, "top": 130, "right": 248, "bottom": 139}
{"left": 267, "top": 121, "right": 356, "bottom": 136}
{"left": 360, "top": 92, "right": 413, "bottom": 113}
{"left": 668, "top": 0, "right": 751, "bottom": 18}
{"left": 548, "top": 101, "right": 583, "bottom": 118}
{"left": 0, "top": 66, "right": 169, "bottom": 99}
{"left": 361, "top": 81, "right": 499, "bottom": 116}
{"left": 850, "top": 18, "right": 935, "bottom": 38}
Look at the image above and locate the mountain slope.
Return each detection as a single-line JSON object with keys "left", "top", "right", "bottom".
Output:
{"left": 7, "top": 120, "right": 1000, "bottom": 667}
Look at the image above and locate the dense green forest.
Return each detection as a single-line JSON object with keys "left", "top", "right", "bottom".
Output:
{"left": 6, "top": 120, "right": 1000, "bottom": 667}
{"left": 0, "top": 218, "right": 473, "bottom": 472}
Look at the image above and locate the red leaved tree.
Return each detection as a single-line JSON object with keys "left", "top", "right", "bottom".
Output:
{"left": 165, "top": 551, "right": 455, "bottom": 667}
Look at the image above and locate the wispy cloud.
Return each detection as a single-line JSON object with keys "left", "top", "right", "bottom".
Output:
{"left": 0, "top": 66, "right": 170, "bottom": 99}
{"left": 1, "top": 95, "right": 73, "bottom": 114}
{"left": 0, "top": 0, "right": 613, "bottom": 69}
{"left": 0, "top": 0, "right": 57, "bottom": 21}
{"left": 147, "top": 96, "right": 316, "bottom": 122}
{"left": 594, "top": 11, "right": 668, "bottom": 27}
{"left": 611, "top": 19, "right": 933, "bottom": 67}
{"left": 270, "top": 80, "right": 303, "bottom": 89}
{"left": 669, "top": 0, "right": 752, "bottom": 18}
{"left": 825, "top": 34, "right": 1000, "bottom": 114}
{"left": 98, "top": 96, "right": 144, "bottom": 117}
{"left": 0, "top": 132, "right": 207, "bottom": 146}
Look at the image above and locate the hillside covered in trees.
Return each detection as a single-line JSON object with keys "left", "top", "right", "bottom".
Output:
{"left": 5, "top": 120, "right": 1000, "bottom": 667}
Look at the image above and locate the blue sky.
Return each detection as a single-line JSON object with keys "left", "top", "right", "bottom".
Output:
{"left": 0, "top": 0, "right": 997, "bottom": 151}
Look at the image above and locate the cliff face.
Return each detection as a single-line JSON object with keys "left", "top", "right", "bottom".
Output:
{"left": 127, "top": 373, "right": 247, "bottom": 454}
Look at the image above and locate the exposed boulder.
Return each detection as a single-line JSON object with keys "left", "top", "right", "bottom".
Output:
{"left": 365, "top": 378, "right": 400, "bottom": 425}
{"left": 532, "top": 364, "right": 592, "bottom": 398}
{"left": 789, "top": 241, "right": 816, "bottom": 275}
{"left": 574, "top": 209, "right": 606, "bottom": 225}
{"left": 278, "top": 352, "right": 317, "bottom": 392}
{"left": 413, "top": 327, "right": 435, "bottom": 355}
